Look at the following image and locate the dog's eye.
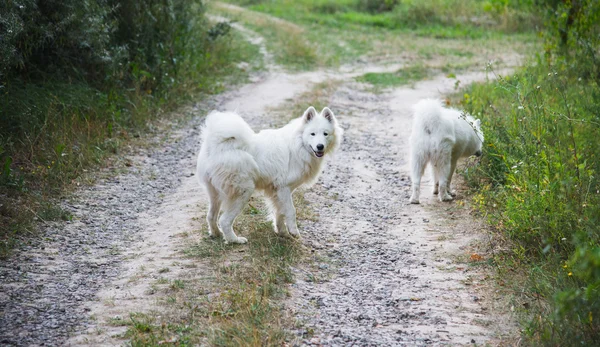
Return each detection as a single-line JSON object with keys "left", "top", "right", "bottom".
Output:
{"left": 324, "top": 132, "right": 328, "bottom": 136}
{"left": 310, "top": 133, "right": 315, "bottom": 136}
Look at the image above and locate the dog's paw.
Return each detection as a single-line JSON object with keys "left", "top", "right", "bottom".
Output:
{"left": 409, "top": 198, "right": 420, "bottom": 204}
{"left": 449, "top": 190, "right": 457, "bottom": 197}
{"left": 225, "top": 236, "right": 248, "bottom": 244}
{"left": 440, "top": 194, "right": 453, "bottom": 202}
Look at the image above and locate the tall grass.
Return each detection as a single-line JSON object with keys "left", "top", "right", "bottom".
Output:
{"left": 459, "top": 1, "right": 600, "bottom": 343}
{"left": 462, "top": 56, "right": 600, "bottom": 346}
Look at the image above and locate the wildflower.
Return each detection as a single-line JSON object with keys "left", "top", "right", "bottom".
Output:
{"left": 568, "top": 272, "right": 572, "bottom": 276}
{"left": 518, "top": 106, "right": 524, "bottom": 110}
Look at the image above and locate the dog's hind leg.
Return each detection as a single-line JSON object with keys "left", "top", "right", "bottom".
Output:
{"left": 409, "top": 153, "right": 426, "bottom": 204}
{"left": 438, "top": 155, "right": 454, "bottom": 202}
{"left": 447, "top": 157, "right": 458, "bottom": 197}
{"left": 219, "top": 189, "right": 253, "bottom": 244}
{"left": 206, "top": 182, "right": 223, "bottom": 238}
{"left": 275, "top": 188, "right": 300, "bottom": 237}
{"left": 432, "top": 165, "right": 440, "bottom": 195}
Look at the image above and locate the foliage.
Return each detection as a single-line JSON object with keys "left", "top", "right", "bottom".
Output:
{"left": 542, "top": 0, "right": 600, "bottom": 83}
{"left": 462, "top": 1, "right": 600, "bottom": 343}
{"left": 0, "top": 0, "right": 251, "bottom": 257}
{"left": 0, "top": 0, "right": 116, "bottom": 80}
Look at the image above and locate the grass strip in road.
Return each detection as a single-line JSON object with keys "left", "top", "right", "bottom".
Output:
{"left": 123, "top": 194, "right": 314, "bottom": 346}
{"left": 356, "top": 64, "right": 432, "bottom": 89}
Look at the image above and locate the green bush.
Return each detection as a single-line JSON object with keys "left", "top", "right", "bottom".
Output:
{"left": 0, "top": 0, "right": 246, "bottom": 257}
{"left": 462, "top": 1, "right": 600, "bottom": 342}
{"left": 542, "top": 0, "right": 600, "bottom": 83}
{"left": 0, "top": 0, "right": 115, "bottom": 80}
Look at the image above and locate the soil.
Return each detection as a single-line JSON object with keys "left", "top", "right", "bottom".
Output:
{"left": 0, "top": 12, "right": 518, "bottom": 347}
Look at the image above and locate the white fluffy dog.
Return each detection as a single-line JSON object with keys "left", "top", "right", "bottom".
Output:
{"left": 409, "top": 99, "right": 484, "bottom": 204}
{"left": 196, "top": 106, "right": 343, "bottom": 244}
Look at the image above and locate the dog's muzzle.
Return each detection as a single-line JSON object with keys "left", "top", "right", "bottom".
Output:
{"left": 312, "top": 148, "right": 324, "bottom": 158}
{"left": 474, "top": 150, "right": 482, "bottom": 157}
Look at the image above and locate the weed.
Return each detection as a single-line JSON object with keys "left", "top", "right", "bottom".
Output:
{"left": 170, "top": 280, "right": 186, "bottom": 290}
{"left": 463, "top": 52, "right": 600, "bottom": 345}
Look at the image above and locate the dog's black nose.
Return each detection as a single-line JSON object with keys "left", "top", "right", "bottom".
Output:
{"left": 475, "top": 150, "right": 482, "bottom": 157}
{"left": 316, "top": 144, "right": 324, "bottom": 151}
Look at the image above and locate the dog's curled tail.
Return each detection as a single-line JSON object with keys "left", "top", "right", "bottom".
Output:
{"left": 201, "top": 111, "right": 255, "bottom": 153}
{"left": 412, "top": 99, "right": 444, "bottom": 133}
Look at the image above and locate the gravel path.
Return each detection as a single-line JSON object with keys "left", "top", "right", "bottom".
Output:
{"left": 0, "top": 106, "right": 208, "bottom": 345}
{"left": 289, "top": 73, "right": 515, "bottom": 346}
{"left": 0, "top": 14, "right": 516, "bottom": 346}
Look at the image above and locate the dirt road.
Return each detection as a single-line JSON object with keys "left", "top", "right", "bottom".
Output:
{"left": 0, "top": 13, "right": 516, "bottom": 347}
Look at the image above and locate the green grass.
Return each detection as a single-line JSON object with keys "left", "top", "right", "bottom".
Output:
{"left": 459, "top": 57, "right": 600, "bottom": 345}
{"left": 213, "top": 0, "right": 539, "bottom": 73}
{"left": 356, "top": 64, "right": 431, "bottom": 89}
{"left": 0, "top": 24, "right": 261, "bottom": 258}
{"left": 225, "top": 0, "right": 538, "bottom": 35}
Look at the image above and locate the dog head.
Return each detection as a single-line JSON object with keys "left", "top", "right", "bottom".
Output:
{"left": 301, "top": 106, "right": 343, "bottom": 158}
{"left": 470, "top": 118, "right": 484, "bottom": 157}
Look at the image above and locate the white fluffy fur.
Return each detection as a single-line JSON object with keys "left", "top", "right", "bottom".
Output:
{"left": 409, "top": 99, "right": 484, "bottom": 204}
{"left": 196, "top": 106, "right": 343, "bottom": 243}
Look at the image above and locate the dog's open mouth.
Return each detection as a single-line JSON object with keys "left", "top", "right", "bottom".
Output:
{"left": 312, "top": 148, "right": 325, "bottom": 158}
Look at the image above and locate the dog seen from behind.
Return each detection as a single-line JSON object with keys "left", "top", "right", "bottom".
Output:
{"left": 196, "top": 106, "right": 343, "bottom": 243}
{"left": 409, "top": 99, "right": 484, "bottom": 204}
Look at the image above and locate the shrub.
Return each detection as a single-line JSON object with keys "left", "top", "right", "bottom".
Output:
{"left": 0, "top": 0, "right": 244, "bottom": 256}
{"left": 0, "top": 0, "right": 117, "bottom": 81}
{"left": 463, "top": 1, "right": 600, "bottom": 339}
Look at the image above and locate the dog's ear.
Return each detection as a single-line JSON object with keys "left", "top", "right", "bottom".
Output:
{"left": 303, "top": 106, "right": 317, "bottom": 122}
{"left": 474, "top": 119, "right": 481, "bottom": 128}
{"left": 321, "top": 107, "right": 335, "bottom": 123}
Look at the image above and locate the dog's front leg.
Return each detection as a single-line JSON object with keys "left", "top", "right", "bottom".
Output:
{"left": 277, "top": 188, "right": 300, "bottom": 237}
